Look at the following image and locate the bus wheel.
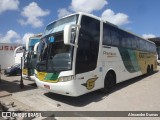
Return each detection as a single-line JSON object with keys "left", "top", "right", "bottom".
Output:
{"left": 101, "top": 72, "right": 115, "bottom": 93}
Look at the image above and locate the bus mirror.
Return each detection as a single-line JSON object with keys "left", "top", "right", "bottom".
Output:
{"left": 64, "top": 24, "right": 80, "bottom": 48}
{"left": 14, "top": 46, "right": 24, "bottom": 57}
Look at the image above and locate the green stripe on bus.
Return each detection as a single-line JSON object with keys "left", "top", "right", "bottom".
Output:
{"left": 119, "top": 48, "right": 140, "bottom": 73}
{"left": 44, "top": 73, "right": 59, "bottom": 81}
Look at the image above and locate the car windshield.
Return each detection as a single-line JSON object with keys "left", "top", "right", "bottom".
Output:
{"left": 11, "top": 63, "right": 20, "bottom": 68}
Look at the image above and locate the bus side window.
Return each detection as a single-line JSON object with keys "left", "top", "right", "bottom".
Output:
{"left": 103, "top": 24, "right": 120, "bottom": 46}
{"left": 110, "top": 29, "right": 120, "bottom": 46}
{"left": 103, "top": 24, "right": 111, "bottom": 45}
{"left": 75, "top": 16, "right": 100, "bottom": 74}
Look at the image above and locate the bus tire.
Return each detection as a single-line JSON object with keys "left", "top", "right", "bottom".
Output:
{"left": 101, "top": 71, "right": 115, "bottom": 93}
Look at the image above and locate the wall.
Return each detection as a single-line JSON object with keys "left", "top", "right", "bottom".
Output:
{"left": 0, "top": 43, "right": 23, "bottom": 69}
{"left": 15, "top": 52, "right": 23, "bottom": 64}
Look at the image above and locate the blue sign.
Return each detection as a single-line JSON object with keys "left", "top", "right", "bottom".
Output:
{"left": 49, "top": 36, "right": 54, "bottom": 43}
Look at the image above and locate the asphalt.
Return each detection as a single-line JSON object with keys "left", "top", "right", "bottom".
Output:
{"left": 0, "top": 67, "right": 160, "bottom": 120}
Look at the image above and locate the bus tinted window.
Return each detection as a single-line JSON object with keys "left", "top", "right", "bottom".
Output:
{"left": 103, "top": 22, "right": 156, "bottom": 53}
{"left": 103, "top": 25, "right": 111, "bottom": 45}
{"left": 111, "top": 29, "right": 120, "bottom": 46}
{"left": 76, "top": 16, "right": 100, "bottom": 74}
{"left": 121, "top": 34, "right": 128, "bottom": 48}
{"left": 103, "top": 23, "right": 120, "bottom": 46}
{"left": 132, "top": 37, "right": 139, "bottom": 49}
{"left": 127, "top": 34, "right": 134, "bottom": 48}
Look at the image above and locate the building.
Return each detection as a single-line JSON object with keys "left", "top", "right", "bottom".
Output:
{"left": 0, "top": 43, "right": 23, "bottom": 69}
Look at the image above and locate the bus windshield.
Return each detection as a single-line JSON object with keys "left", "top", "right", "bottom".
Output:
{"left": 23, "top": 51, "right": 37, "bottom": 73}
{"left": 36, "top": 15, "right": 78, "bottom": 73}
{"left": 43, "top": 14, "right": 79, "bottom": 36}
{"left": 28, "top": 38, "right": 40, "bottom": 51}
{"left": 37, "top": 33, "right": 73, "bottom": 73}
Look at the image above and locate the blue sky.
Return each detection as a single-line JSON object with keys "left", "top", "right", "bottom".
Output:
{"left": 0, "top": 0, "right": 159, "bottom": 43}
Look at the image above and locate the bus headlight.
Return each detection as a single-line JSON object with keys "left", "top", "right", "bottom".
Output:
{"left": 58, "top": 75, "right": 75, "bottom": 82}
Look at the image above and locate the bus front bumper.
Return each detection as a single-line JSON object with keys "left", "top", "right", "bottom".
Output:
{"left": 34, "top": 77, "right": 83, "bottom": 97}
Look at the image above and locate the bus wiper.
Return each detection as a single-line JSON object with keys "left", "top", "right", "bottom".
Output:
{"left": 52, "top": 69, "right": 59, "bottom": 74}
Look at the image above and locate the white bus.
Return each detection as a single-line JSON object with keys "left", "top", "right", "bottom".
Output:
{"left": 22, "top": 34, "right": 42, "bottom": 80}
{"left": 35, "top": 12, "right": 157, "bottom": 96}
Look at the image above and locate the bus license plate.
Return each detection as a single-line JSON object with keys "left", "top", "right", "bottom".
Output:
{"left": 44, "top": 85, "right": 50, "bottom": 89}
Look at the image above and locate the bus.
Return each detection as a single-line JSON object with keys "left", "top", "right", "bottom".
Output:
{"left": 35, "top": 12, "right": 157, "bottom": 96}
{"left": 22, "top": 33, "right": 42, "bottom": 80}
{"left": 149, "top": 37, "right": 160, "bottom": 65}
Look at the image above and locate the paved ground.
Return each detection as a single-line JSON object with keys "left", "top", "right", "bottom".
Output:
{"left": 0, "top": 67, "right": 160, "bottom": 120}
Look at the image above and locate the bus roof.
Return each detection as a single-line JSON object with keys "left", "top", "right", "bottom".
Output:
{"left": 46, "top": 12, "right": 101, "bottom": 27}
{"left": 46, "top": 12, "right": 155, "bottom": 45}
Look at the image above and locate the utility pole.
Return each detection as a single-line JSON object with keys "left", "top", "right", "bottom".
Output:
{"left": 20, "top": 57, "right": 24, "bottom": 88}
{"left": 0, "top": 65, "right": 1, "bottom": 82}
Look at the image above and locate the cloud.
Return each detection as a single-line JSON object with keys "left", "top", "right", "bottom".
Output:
{"left": 70, "top": 0, "right": 108, "bottom": 13}
{"left": 0, "top": 0, "right": 19, "bottom": 14}
{"left": 0, "top": 30, "right": 35, "bottom": 44}
{"left": 57, "top": 0, "right": 107, "bottom": 18}
{"left": 58, "top": 8, "right": 72, "bottom": 18}
{"left": 142, "top": 34, "right": 156, "bottom": 39}
{"left": 0, "top": 30, "right": 20, "bottom": 43}
{"left": 18, "top": 2, "right": 50, "bottom": 28}
{"left": 102, "top": 9, "right": 130, "bottom": 26}
{"left": 60, "top": 1, "right": 130, "bottom": 27}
